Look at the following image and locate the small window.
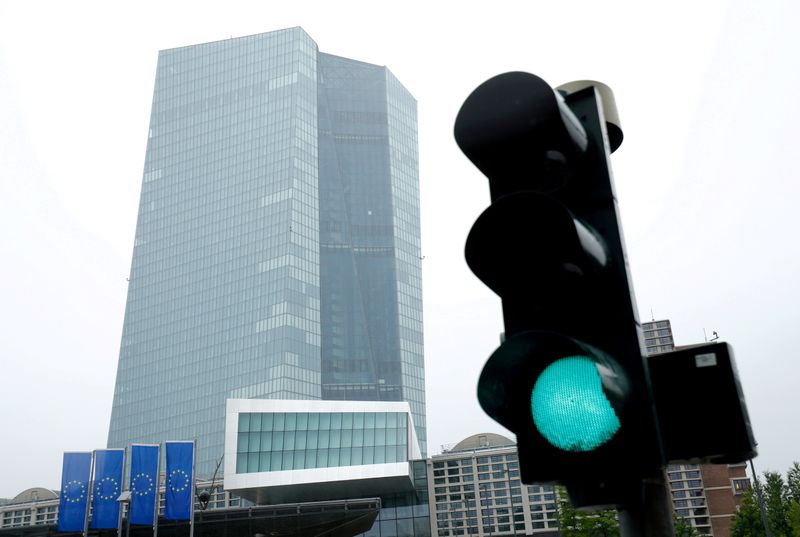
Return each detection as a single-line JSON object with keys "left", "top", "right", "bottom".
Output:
{"left": 732, "top": 478, "right": 751, "bottom": 495}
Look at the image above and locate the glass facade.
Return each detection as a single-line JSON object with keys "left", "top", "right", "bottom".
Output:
{"left": 360, "top": 460, "right": 431, "bottom": 537}
{"left": 235, "top": 411, "right": 409, "bottom": 473}
{"left": 317, "top": 54, "right": 426, "bottom": 451}
{"left": 108, "top": 27, "right": 425, "bottom": 479}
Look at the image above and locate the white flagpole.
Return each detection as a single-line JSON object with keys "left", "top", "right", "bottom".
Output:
{"left": 118, "top": 447, "right": 127, "bottom": 537}
{"left": 188, "top": 440, "right": 197, "bottom": 537}
{"left": 84, "top": 450, "right": 96, "bottom": 537}
{"left": 154, "top": 443, "right": 162, "bottom": 537}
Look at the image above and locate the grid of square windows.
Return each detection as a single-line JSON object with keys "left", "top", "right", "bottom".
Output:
{"left": 430, "top": 451, "right": 558, "bottom": 535}
{"left": 236, "top": 411, "right": 408, "bottom": 473}
{"left": 667, "top": 464, "right": 711, "bottom": 533}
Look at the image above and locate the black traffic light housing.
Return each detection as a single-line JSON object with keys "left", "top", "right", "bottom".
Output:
{"left": 456, "top": 72, "right": 663, "bottom": 507}
{"left": 649, "top": 342, "right": 757, "bottom": 464}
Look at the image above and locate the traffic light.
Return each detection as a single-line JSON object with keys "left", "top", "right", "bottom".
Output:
{"left": 455, "top": 72, "right": 663, "bottom": 507}
{"left": 648, "top": 342, "right": 757, "bottom": 464}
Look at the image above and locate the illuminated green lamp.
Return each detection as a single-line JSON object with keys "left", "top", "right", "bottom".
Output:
{"left": 531, "top": 355, "right": 621, "bottom": 452}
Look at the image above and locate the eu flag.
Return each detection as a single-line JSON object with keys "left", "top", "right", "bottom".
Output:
{"left": 57, "top": 452, "right": 92, "bottom": 532}
{"left": 164, "top": 441, "right": 194, "bottom": 520}
{"left": 130, "top": 444, "right": 160, "bottom": 526}
{"left": 90, "top": 449, "right": 124, "bottom": 529}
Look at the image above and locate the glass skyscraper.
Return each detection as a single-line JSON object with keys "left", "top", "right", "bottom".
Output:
{"left": 108, "top": 27, "right": 425, "bottom": 478}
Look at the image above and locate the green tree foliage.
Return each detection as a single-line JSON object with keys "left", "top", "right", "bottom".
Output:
{"left": 764, "top": 470, "right": 793, "bottom": 536}
{"left": 731, "top": 487, "right": 767, "bottom": 537}
{"left": 788, "top": 501, "right": 800, "bottom": 537}
{"left": 556, "top": 462, "right": 800, "bottom": 537}
{"left": 673, "top": 514, "right": 704, "bottom": 537}
{"left": 787, "top": 462, "right": 800, "bottom": 503}
{"left": 730, "top": 464, "right": 800, "bottom": 537}
{"left": 556, "top": 487, "right": 620, "bottom": 537}
{"left": 557, "top": 487, "right": 581, "bottom": 535}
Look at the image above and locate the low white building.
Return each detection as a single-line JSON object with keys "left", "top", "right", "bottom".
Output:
{"left": 428, "top": 434, "right": 559, "bottom": 537}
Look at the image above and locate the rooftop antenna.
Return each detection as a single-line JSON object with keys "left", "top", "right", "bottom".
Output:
{"left": 703, "top": 329, "right": 720, "bottom": 343}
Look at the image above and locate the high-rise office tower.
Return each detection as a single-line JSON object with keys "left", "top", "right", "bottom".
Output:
{"left": 108, "top": 27, "right": 425, "bottom": 477}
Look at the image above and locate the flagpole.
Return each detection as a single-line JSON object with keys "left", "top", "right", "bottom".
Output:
{"left": 154, "top": 443, "right": 162, "bottom": 537}
{"left": 188, "top": 439, "right": 197, "bottom": 537}
{"left": 118, "top": 447, "right": 127, "bottom": 537}
{"left": 84, "top": 450, "right": 96, "bottom": 537}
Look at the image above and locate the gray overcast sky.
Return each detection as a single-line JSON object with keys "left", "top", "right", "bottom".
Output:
{"left": 1, "top": 0, "right": 798, "bottom": 498}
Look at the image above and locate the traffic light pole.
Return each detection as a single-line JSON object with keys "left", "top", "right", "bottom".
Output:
{"left": 617, "top": 472, "right": 675, "bottom": 537}
{"left": 455, "top": 73, "right": 676, "bottom": 535}
{"left": 456, "top": 70, "right": 757, "bottom": 537}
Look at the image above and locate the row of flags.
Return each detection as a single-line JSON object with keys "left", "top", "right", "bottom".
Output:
{"left": 57, "top": 441, "right": 195, "bottom": 534}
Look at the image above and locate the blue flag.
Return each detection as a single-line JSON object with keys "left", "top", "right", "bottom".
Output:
{"left": 90, "top": 449, "right": 124, "bottom": 529}
{"left": 130, "top": 444, "right": 160, "bottom": 526}
{"left": 57, "top": 452, "right": 92, "bottom": 532}
{"left": 164, "top": 441, "right": 194, "bottom": 520}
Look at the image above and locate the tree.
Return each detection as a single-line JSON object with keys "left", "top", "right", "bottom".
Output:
{"left": 731, "top": 487, "right": 767, "bottom": 537}
{"left": 787, "top": 462, "right": 800, "bottom": 503}
{"left": 673, "top": 514, "right": 703, "bottom": 537}
{"left": 764, "top": 470, "right": 793, "bottom": 536}
{"left": 556, "top": 487, "right": 620, "bottom": 537}
{"left": 788, "top": 501, "right": 800, "bottom": 537}
{"left": 557, "top": 487, "right": 582, "bottom": 535}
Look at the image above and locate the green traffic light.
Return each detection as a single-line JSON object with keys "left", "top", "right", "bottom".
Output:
{"left": 531, "top": 355, "right": 621, "bottom": 452}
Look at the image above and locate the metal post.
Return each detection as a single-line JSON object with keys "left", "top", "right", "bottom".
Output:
{"left": 84, "top": 451, "right": 96, "bottom": 537}
{"left": 617, "top": 472, "right": 675, "bottom": 537}
{"left": 189, "top": 439, "right": 197, "bottom": 537}
{"left": 750, "top": 459, "right": 773, "bottom": 537}
{"left": 118, "top": 447, "right": 127, "bottom": 537}
{"left": 154, "top": 444, "right": 162, "bottom": 537}
{"left": 116, "top": 493, "right": 132, "bottom": 537}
